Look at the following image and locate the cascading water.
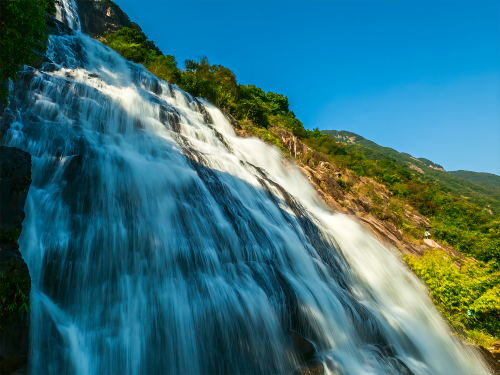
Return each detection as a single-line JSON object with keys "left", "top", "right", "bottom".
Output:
{"left": 1, "top": 2, "right": 489, "bottom": 374}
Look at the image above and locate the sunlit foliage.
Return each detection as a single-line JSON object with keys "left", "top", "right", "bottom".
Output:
{"left": 406, "top": 250, "right": 500, "bottom": 344}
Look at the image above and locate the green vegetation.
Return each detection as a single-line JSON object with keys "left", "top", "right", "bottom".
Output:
{"left": 449, "top": 170, "right": 500, "bottom": 190}
{"left": 406, "top": 251, "right": 499, "bottom": 346}
{"left": 0, "top": 0, "right": 51, "bottom": 104}
{"left": 0, "top": 228, "right": 22, "bottom": 243}
{"left": 103, "top": 27, "right": 307, "bottom": 138}
{"left": 0, "top": 272, "right": 30, "bottom": 331}
{"left": 322, "top": 130, "right": 500, "bottom": 215}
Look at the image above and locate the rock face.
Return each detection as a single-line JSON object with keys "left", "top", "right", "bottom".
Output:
{"left": 76, "top": 0, "right": 135, "bottom": 37}
{"left": 0, "top": 146, "right": 32, "bottom": 375}
{"left": 75, "top": 0, "right": 163, "bottom": 54}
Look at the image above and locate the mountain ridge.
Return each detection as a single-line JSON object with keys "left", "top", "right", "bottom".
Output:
{"left": 322, "top": 129, "right": 500, "bottom": 215}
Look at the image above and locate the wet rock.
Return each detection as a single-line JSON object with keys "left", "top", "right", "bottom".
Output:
{"left": 31, "top": 55, "right": 54, "bottom": 70}
{"left": 289, "top": 330, "right": 316, "bottom": 363}
{"left": 0, "top": 146, "right": 32, "bottom": 375}
{"left": 222, "top": 110, "right": 242, "bottom": 130}
{"left": 45, "top": 13, "right": 75, "bottom": 36}
{"left": 294, "top": 360, "right": 325, "bottom": 375}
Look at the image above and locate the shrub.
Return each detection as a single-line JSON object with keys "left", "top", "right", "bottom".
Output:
{"left": 406, "top": 250, "right": 500, "bottom": 341}
{"left": 0, "top": 0, "right": 50, "bottom": 103}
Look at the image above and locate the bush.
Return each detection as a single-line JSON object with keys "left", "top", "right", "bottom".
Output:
{"left": 0, "top": 0, "right": 49, "bottom": 103}
{"left": 406, "top": 250, "right": 500, "bottom": 342}
{"left": 106, "top": 27, "right": 157, "bottom": 64}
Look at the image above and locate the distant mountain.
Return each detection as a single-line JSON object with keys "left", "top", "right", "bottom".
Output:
{"left": 322, "top": 130, "right": 445, "bottom": 170}
{"left": 322, "top": 130, "right": 500, "bottom": 215}
{"left": 448, "top": 170, "right": 500, "bottom": 190}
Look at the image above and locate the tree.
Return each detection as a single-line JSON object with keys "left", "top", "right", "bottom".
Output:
{"left": 0, "top": 0, "right": 49, "bottom": 104}
{"left": 106, "top": 27, "right": 156, "bottom": 65}
{"left": 181, "top": 56, "right": 238, "bottom": 109}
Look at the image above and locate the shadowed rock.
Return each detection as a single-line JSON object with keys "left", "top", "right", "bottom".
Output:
{"left": 0, "top": 146, "right": 32, "bottom": 374}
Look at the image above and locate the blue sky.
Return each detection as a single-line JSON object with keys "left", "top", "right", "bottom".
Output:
{"left": 114, "top": 0, "right": 500, "bottom": 174}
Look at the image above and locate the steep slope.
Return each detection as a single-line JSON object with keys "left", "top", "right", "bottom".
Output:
{"left": 323, "top": 130, "right": 444, "bottom": 169}
{"left": 322, "top": 130, "right": 500, "bottom": 215}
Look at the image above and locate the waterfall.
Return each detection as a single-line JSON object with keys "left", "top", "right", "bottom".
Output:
{"left": 1, "top": 2, "right": 488, "bottom": 374}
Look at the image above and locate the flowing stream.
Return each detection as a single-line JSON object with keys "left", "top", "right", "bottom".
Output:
{"left": 1, "top": 2, "right": 488, "bottom": 374}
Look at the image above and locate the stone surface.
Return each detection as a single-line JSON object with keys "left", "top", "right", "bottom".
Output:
{"left": 0, "top": 146, "right": 32, "bottom": 375}
{"left": 75, "top": 0, "right": 163, "bottom": 55}
{"left": 423, "top": 238, "right": 444, "bottom": 249}
{"left": 293, "top": 360, "right": 325, "bottom": 375}
{"left": 289, "top": 330, "right": 316, "bottom": 363}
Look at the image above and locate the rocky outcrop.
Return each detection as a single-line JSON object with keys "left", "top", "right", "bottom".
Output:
{"left": 76, "top": 0, "right": 135, "bottom": 36}
{"left": 75, "top": 0, "right": 163, "bottom": 54}
{"left": 408, "top": 163, "right": 424, "bottom": 174}
{"left": 0, "top": 146, "right": 32, "bottom": 375}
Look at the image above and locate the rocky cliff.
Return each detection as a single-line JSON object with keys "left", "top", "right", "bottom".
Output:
{"left": 0, "top": 146, "right": 32, "bottom": 375}
{"left": 75, "top": 0, "right": 163, "bottom": 54}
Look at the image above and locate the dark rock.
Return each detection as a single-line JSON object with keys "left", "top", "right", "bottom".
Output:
{"left": 289, "top": 330, "right": 316, "bottom": 363}
{"left": 293, "top": 360, "right": 325, "bottom": 375}
{"left": 0, "top": 147, "right": 31, "bottom": 233}
{"left": 75, "top": 0, "right": 162, "bottom": 55}
{"left": 45, "top": 13, "right": 75, "bottom": 36}
{"left": 10, "top": 365, "right": 28, "bottom": 374}
{"left": 31, "top": 55, "right": 54, "bottom": 70}
{"left": 0, "top": 146, "right": 32, "bottom": 375}
{"left": 222, "top": 109, "right": 242, "bottom": 130}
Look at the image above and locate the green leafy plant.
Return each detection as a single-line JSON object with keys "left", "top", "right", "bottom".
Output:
{"left": 406, "top": 250, "right": 500, "bottom": 345}
{"left": 0, "top": 228, "right": 22, "bottom": 243}
{"left": 0, "top": 0, "right": 50, "bottom": 104}
{"left": 0, "top": 272, "right": 30, "bottom": 331}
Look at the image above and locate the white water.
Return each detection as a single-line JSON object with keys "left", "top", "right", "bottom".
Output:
{"left": 1, "top": 3, "right": 488, "bottom": 374}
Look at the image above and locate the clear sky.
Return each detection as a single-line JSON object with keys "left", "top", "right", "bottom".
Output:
{"left": 114, "top": 0, "right": 500, "bottom": 175}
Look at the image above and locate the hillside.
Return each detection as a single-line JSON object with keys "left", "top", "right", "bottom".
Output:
{"left": 323, "top": 130, "right": 500, "bottom": 215}
{"left": 449, "top": 170, "right": 500, "bottom": 190}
